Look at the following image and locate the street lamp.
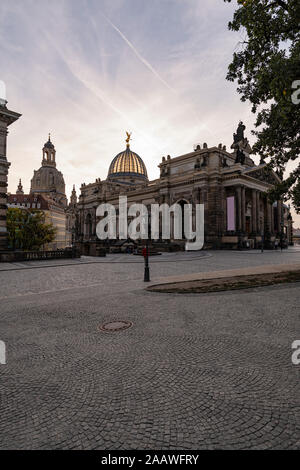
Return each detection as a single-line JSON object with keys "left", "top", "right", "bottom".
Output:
{"left": 237, "top": 230, "right": 242, "bottom": 250}
{"left": 280, "top": 222, "right": 284, "bottom": 252}
{"left": 71, "top": 227, "right": 76, "bottom": 257}
{"left": 144, "top": 239, "right": 150, "bottom": 282}
{"left": 71, "top": 228, "right": 74, "bottom": 247}
{"left": 143, "top": 211, "right": 150, "bottom": 282}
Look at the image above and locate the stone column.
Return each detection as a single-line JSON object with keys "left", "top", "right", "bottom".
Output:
{"left": 236, "top": 186, "right": 242, "bottom": 232}
{"left": 241, "top": 185, "right": 246, "bottom": 233}
{"left": 266, "top": 200, "right": 272, "bottom": 233}
{"left": 79, "top": 210, "right": 84, "bottom": 238}
{"left": 192, "top": 187, "right": 200, "bottom": 205}
{"left": 219, "top": 185, "right": 226, "bottom": 236}
{"left": 251, "top": 189, "right": 257, "bottom": 234}
{"left": 277, "top": 200, "right": 282, "bottom": 235}
{"left": 200, "top": 185, "right": 208, "bottom": 239}
{"left": 256, "top": 191, "right": 261, "bottom": 234}
{"left": 261, "top": 195, "right": 266, "bottom": 234}
{"left": 83, "top": 214, "right": 87, "bottom": 238}
{"left": 92, "top": 211, "right": 97, "bottom": 237}
{"left": 271, "top": 202, "right": 275, "bottom": 234}
{"left": 207, "top": 179, "right": 224, "bottom": 247}
{"left": 170, "top": 211, "right": 174, "bottom": 240}
{"left": 0, "top": 103, "right": 21, "bottom": 251}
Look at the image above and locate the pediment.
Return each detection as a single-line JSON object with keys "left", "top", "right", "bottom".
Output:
{"left": 244, "top": 165, "right": 281, "bottom": 185}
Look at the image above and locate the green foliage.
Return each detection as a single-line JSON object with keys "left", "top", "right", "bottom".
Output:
{"left": 7, "top": 208, "right": 57, "bottom": 251}
{"left": 224, "top": 0, "right": 300, "bottom": 211}
{"left": 291, "top": 177, "right": 300, "bottom": 211}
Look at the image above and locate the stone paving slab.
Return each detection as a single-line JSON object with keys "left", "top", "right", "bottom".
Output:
{"left": 0, "top": 251, "right": 299, "bottom": 450}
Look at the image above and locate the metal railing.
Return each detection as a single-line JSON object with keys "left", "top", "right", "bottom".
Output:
{"left": 12, "top": 248, "right": 80, "bottom": 261}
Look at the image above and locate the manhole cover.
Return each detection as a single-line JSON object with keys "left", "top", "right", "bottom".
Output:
{"left": 99, "top": 320, "right": 133, "bottom": 332}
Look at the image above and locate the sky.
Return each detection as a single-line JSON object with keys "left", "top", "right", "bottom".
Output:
{"left": 1, "top": 0, "right": 299, "bottom": 226}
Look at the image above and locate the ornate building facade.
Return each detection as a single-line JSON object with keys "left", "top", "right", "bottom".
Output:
{"left": 0, "top": 100, "right": 21, "bottom": 251}
{"left": 69, "top": 123, "right": 292, "bottom": 254}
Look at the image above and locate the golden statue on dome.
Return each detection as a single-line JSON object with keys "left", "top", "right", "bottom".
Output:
{"left": 125, "top": 131, "right": 132, "bottom": 145}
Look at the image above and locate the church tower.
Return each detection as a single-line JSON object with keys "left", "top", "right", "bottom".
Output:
{"left": 30, "top": 135, "right": 67, "bottom": 208}
{"left": 70, "top": 185, "right": 77, "bottom": 205}
{"left": 16, "top": 178, "right": 24, "bottom": 194}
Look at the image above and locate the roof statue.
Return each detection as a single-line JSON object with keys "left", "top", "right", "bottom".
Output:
{"left": 231, "top": 121, "right": 252, "bottom": 164}
{"left": 126, "top": 131, "right": 132, "bottom": 145}
{"left": 233, "top": 121, "right": 246, "bottom": 144}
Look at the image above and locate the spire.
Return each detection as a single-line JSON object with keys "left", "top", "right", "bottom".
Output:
{"left": 16, "top": 178, "right": 24, "bottom": 194}
{"left": 70, "top": 184, "right": 77, "bottom": 205}
{"left": 44, "top": 133, "right": 54, "bottom": 148}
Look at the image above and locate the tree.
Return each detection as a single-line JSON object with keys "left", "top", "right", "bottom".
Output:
{"left": 291, "top": 177, "right": 300, "bottom": 212}
{"left": 224, "top": 0, "right": 300, "bottom": 211}
{"left": 7, "top": 208, "right": 57, "bottom": 251}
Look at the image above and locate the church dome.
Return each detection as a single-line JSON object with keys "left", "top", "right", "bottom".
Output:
{"left": 31, "top": 166, "right": 66, "bottom": 194}
{"left": 107, "top": 134, "right": 148, "bottom": 182}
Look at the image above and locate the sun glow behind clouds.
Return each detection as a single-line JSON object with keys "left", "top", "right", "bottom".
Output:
{"left": 1, "top": 0, "right": 299, "bottom": 225}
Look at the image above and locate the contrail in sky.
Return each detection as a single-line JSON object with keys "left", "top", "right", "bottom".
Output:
{"left": 102, "top": 13, "right": 176, "bottom": 94}
{"left": 100, "top": 14, "right": 215, "bottom": 134}
{"left": 40, "top": 23, "right": 162, "bottom": 152}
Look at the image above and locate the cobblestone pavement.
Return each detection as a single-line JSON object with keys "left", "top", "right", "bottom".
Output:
{"left": 0, "top": 250, "right": 299, "bottom": 449}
